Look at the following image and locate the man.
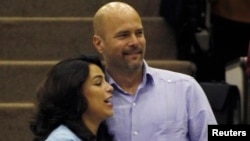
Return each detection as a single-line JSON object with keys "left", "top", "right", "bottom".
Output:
{"left": 210, "top": 0, "right": 250, "bottom": 82}
{"left": 92, "top": 2, "right": 217, "bottom": 141}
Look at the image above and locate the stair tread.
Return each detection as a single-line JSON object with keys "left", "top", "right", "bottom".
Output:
{"left": 0, "top": 102, "right": 34, "bottom": 108}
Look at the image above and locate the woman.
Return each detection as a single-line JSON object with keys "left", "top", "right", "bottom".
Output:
{"left": 30, "top": 54, "right": 114, "bottom": 141}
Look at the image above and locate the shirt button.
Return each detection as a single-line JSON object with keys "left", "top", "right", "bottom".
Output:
{"left": 167, "top": 79, "right": 172, "bottom": 82}
{"left": 133, "top": 103, "right": 136, "bottom": 106}
{"left": 133, "top": 131, "right": 138, "bottom": 135}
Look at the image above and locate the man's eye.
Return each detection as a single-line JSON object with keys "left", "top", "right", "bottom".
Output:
{"left": 119, "top": 34, "right": 127, "bottom": 37}
{"left": 136, "top": 31, "right": 144, "bottom": 36}
{"left": 117, "top": 32, "right": 128, "bottom": 38}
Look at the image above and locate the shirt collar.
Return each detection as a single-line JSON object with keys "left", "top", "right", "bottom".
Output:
{"left": 142, "top": 60, "right": 155, "bottom": 86}
{"left": 106, "top": 60, "right": 155, "bottom": 88}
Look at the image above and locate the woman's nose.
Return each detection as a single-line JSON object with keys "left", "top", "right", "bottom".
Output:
{"left": 106, "top": 82, "right": 114, "bottom": 93}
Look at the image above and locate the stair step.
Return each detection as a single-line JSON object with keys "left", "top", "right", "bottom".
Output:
{"left": 0, "top": 103, "right": 34, "bottom": 141}
{"left": 0, "top": 0, "right": 161, "bottom": 17}
{"left": 0, "top": 61, "right": 55, "bottom": 102}
{"left": 0, "top": 60, "right": 195, "bottom": 102}
{"left": 0, "top": 17, "right": 176, "bottom": 60}
{"left": 0, "top": 102, "right": 34, "bottom": 108}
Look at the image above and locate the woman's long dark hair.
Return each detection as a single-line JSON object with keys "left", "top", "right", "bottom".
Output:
{"left": 30, "top": 54, "right": 113, "bottom": 141}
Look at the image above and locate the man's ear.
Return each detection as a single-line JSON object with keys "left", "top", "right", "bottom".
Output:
{"left": 93, "top": 35, "right": 104, "bottom": 53}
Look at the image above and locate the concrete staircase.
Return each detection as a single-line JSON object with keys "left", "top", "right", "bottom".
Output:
{"left": 0, "top": 0, "right": 196, "bottom": 140}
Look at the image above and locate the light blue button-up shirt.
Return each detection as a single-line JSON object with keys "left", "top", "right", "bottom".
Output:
{"left": 106, "top": 61, "right": 217, "bottom": 141}
{"left": 46, "top": 125, "right": 81, "bottom": 141}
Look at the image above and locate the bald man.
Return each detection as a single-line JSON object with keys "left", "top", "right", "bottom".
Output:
{"left": 92, "top": 2, "right": 217, "bottom": 141}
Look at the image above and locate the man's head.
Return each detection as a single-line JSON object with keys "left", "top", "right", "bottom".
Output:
{"left": 92, "top": 2, "right": 146, "bottom": 72}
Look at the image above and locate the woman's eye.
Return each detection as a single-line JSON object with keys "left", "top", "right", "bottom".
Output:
{"left": 95, "top": 82, "right": 102, "bottom": 86}
{"left": 94, "top": 79, "right": 104, "bottom": 86}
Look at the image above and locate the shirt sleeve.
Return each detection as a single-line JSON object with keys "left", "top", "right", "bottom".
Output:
{"left": 187, "top": 78, "right": 217, "bottom": 141}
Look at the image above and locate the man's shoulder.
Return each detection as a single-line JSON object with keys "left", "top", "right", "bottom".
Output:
{"left": 148, "top": 66, "right": 194, "bottom": 82}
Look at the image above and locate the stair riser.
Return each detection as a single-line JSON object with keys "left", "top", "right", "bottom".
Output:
{"left": 0, "top": 105, "right": 34, "bottom": 141}
{"left": 0, "top": 18, "right": 176, "bottom": 60}
{"left": 0, "top": 0, "right": 161, "bottom": 17}
{"left": 0, "top": 60, "right": 195, "bottom": 102}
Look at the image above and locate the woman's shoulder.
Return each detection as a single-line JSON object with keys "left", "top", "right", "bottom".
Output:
{"left": 45, "top": 125, "right": 81, "bottom": 141}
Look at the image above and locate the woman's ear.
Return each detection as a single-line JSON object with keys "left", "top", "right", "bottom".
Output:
{"left": 93, "top": 35, "right": 104, "bottom": 54}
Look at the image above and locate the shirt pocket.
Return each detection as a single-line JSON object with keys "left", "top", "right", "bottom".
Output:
{"left": 152, "top": 119, "right": 188, "bottom": 140}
